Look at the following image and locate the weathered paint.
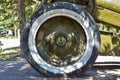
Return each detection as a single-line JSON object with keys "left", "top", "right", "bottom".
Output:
{"left": 96, "top": 0, "right": 120, "bottom": 13}
{"left": 95, "top": 8, "right": 120, "bottom": 28}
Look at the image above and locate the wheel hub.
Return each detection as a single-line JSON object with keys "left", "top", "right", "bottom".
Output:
{"left": 43, "top": 31, "right": 77, "bottom": 57}
{"left": 36, "top": 16, "right": 87, "bottom": 66}
{"left": 56, "top": 36, "right": 66, "bottom": 47}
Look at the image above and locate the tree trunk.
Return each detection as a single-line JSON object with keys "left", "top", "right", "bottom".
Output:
{"left": 18, "top": 0, "right": 26, "bottom": 32}
{"left": 18, "top": 0, "right": 26, "bottom": 55}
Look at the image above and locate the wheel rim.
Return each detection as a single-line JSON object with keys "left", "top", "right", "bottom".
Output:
{"left": 28, "top": 9, "right": 94, "bottom": 74}
{"left": 36, "top": 16, "right": 87, "bottom": 67}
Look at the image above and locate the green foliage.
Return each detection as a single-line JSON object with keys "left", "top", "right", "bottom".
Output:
{"left": 0, "top": 49, "right": 19, "bottom": 60}
{"left": 0, "top": 0, "right": 40, "bottom": 36}
{"left": 25, "top": 0, "right": 40, "bottom": 19}
{"left": 99, "top": 23, "right": 117, "bottom": 32}
{"left": 0, "top": 0, "right": 18, "bottom": 31}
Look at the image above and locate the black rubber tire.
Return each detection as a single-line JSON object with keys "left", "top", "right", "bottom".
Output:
{"left": 21, "top": 2, "right": 100, "bottom": 77}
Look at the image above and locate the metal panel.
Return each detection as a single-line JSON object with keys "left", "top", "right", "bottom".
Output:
{"left": 95, "top": 8, "right": 120, "bottom": 28}
{"left": 96, "top": 0, "right": 120, "bottom": 13}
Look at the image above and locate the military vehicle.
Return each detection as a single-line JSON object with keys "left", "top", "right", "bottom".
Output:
{"left": 21, "top": 0, "right": 120, "bottom": 77}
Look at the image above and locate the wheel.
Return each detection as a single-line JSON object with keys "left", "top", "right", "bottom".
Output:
{"left": 21, "top": 2, "right": 100, "bottom": 77}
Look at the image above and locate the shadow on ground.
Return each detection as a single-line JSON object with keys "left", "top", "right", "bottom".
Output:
{"left": 0, "top": 61, "right": 42, "bottom": 80}
{"left": 0, "top": 60, "right": 120, "bottom": 80}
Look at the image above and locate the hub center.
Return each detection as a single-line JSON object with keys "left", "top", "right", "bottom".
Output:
{"left": 56, "top": 36, "right": 66, "bottom": 47}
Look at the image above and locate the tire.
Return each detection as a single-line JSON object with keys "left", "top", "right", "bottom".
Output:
{"left": 21, "top": 2, "right": 100, "bottom": 77}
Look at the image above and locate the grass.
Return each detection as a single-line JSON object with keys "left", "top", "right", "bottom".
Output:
{"left": 0, "top": 49, "right": 19, "bottom": 61}
{"left": 0, "top": 48, "right": 3, "bottom": 53}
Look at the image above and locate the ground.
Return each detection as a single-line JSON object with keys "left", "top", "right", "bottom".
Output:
{"left": 0, "top": 55, "right": 119, "bottom": 80}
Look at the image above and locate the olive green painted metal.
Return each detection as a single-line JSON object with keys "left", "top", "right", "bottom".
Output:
{"left": 100, "top": 31, "right": 120, "bottom": 56}
{"left": 96, "top": 0, "right": 120, "bottom": 13}
{"left": 95, "top": 0, "right": 120, "bottom": 28}
{"left": 95, "top": 8, "right": 120, "bottom": 28}
{"left": 94, "top": 0, "right": 120, "bottom": 56}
